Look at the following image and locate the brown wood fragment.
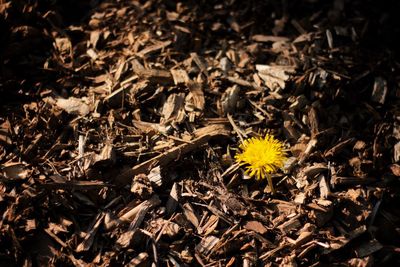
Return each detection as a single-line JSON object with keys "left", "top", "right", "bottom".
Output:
{"left": 23, "top": 133, "right": 44, "bottom": 158}
{"left": 161, "top": 93, "right": 185, "bottom": 124}
{"left": 90, "top": 143, "right": 116, "bottom": 168}
{"left": 283, "top": 119, "right": 301, "bottom": 141}
{"left": 170, "top": 69, "right": 189, "bottom": 85}
{"left": 294, "top": 231, "right": 313, "bottom": 248}
{"left": 331, "top": 176, "right": 376, "bottom": 186}
{"left": 307, "top": 202, "right": 333, "bottom": 227}
{"left": 190, "top": 52, "right": 208, "bottom": 76}
{"left": 148, "top": 166, "right": 163, "bottom": 187}
{"left": 187, "top": 81, "right": 205, "bottom": 115}
{"left": 119, "top": 195, "right": 161, "bottom": 222}
{"left": 0, "top": 120, "right": 12, "bottom": 147}
{"left": 182, "top": 203, "right": 200, "bottom": 229}
{"left": 126, "top": 252, "right": 149, "bottom": 267}
{"left": 298, "top": 139, "right": 317, "bottom": 164}
{"left": 308, "top": 107, "right": 320, "bottom": 138}
{"left": 371, "top": 77, "right": 387, "bottom": 104}
{"left": 251, "top": 35, "right": 290, "bottom": 43}
{"left": 394, "top": 142, "right": 400, "bottom": 162}
{"left": 390, "top": 164, "right": 400, "bottom": 176}
{"left": 354, "top": 239, "right": 383, "bottom": 258}
{"left": 166, "top": 183, "right": 179, "bottom": 216}
{"left": 225, "top": 76, "right": 255, "bottom": 88}
{"left": 324, "top": 138, "right": 355, "bottom": 157}
{"left": 244, "top": 221, "right": 268, "bottom": 235}
{"left": 280, "top": 255, "right": 297, "bottom": 267}
{"left": 76, "top": 213, "right": 105, "bottom": 252}
{"left": 1, "top": 162, "right": 30, "bottom": 180}
{"left": 302, "top": 163, "right": 328, "bottom": 178}
{"left": 196, "top": 235, "right": 220, "bottom": 256}
{"left": 318, "top": 174, "right": 331, "bottom": 199}
{"left": 114, "top": 124, "right": 229, "bottom": 185}
{"left": 278, "top": 215, "right": 302, "bottom": 234}
{"left": 199, "top": 215, "right": 219, "bottom": 236}
{"left": 43, "top": 176, "right": 109, "bottom": 190}
{"left": 221, "top": 85, "right": 240, "bottom": 115}
{"left": 137, "top": 40, "right": 171, "bottom": 57}
{"left": 256, "top": 64, "right": 295, "bottom": 91}
{"left": 294, "top": 192, "right": 306, "bottom": 204}
{"left": 131, "top": 59, "right": 173, "bottom": 84}
{"left": 131, "top": 174, "right": 153, "bottom": 199}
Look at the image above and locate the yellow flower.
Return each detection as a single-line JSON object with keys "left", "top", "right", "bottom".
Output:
{"left": 235, "top": 134, "right": 287, "bottom": 181}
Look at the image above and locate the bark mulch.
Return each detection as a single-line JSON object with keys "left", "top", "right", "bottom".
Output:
{"left": 1, "top": 0, "right": 400, "bottom": 266}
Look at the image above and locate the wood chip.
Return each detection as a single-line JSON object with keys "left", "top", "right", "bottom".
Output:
{"left": 244, "top": 221, "right": 268, "bottom": 235}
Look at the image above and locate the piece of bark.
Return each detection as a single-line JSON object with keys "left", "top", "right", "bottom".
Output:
{"left": 220, "top": 85, "right": 240, "bottom": 115}
{"left": 91, "top": 143, "right": 116, "bottom": 168}
{"left": 115, "top": 124, "right": 230, "bottom": 185}
{"left": 224, "top": 195, "right": 247, "bottom": 216}
{"left": 331, "top": 176, "right": 376, "bottom": 186}
{"left": 182, "top": 203, "right": 200, "bottom": 229}
{"left": 371, "top": 77, "right": 387, "bottom": 104}
{"left": 251, "top": 35, "right": 290, "bottom": 43}
{"left": 226, "top": 76, "right": 255, "bottom": 88}
{"left": 104, "top": 81, "right": 136, "bottom": 104}
{"left": 353, "top": 140, "right": 367, "bottom": 151}
{"left": 196, "top": 235, "right": 220, "bottom": 256}
{"left": 280, "top": 255, "right": 298, "bottom": 267}
{"left": 160, "top": 220, "right": 181, "bottom": 238}
{"left": 131, "top": 173, "right": 153, "bottom": 199}
{"left": 161, "top": 93, "right": 185, "bottom": 124}
{"left": 220, "top": 57, "right": 232, "bottom": 73}
{"left": 307, "top": 202, "right": 333, "bottom": 227}
{"left": 289, "top": 95, "right": 308, "bottom": 111}
{"left": 43, "top": 175, "right": 109, "bottom": 190}
{"left": 166, "top": 182, "right": 179, "bottom": 216}
{"left": 23, "top": 133, "right": 44, "bottom": 158}
{"left": 354, "top": 239, "right": 383, "bottom": 258}
{"left": 256, "top": 64, "right": 295, "bottom": 91}
{"left": 302, "top": 163, "right": 328, "bottom": 178}
{"left": 394, "top": 141, "right": 400, "bottom": 162}
{"left": 76, "top": 213, "right": 105, "bottom": 252}
{"left": 278, "top": 216, "right": 302, "bottom": 234}
{"left": 0, "top": 120, "right": 12, "bottom": 147}
{"left": 244, "top": 221, "right": 268, "bottom": 235}
{"left": 186, "top": 81, "right": 205, "bottom": 115}
{"left": 190, "top": 52, "right": 208, "bottom": 76}
{"left": 170, "top": 69, "right": 190, "bottom": 85}
{"left": 119, "top": 195, "right": 161, "bottom": 222}
{"left": 318, "top": 174, "right": 331, "bottom": 199}
{"left": 390, "top": 164, "right": 400, "bottom": 176}
{"left": 298, "top": 139, "right": 317, "bottom": 164}
{"left": 1, "top": 162, "right": 30, "bottom": 180}
{"left": 126, "top": 252, "right": 149, "bottom": 267}
{"left": 283, "top": 119, "right": 301, "bottom": 141}
{"left": 148, "top": 166, "right": 163, "bottom": 187}
{"left": 55, "top": 97, "right": 91, "bottom": 116}
{"left": 294, "top": 192, "right": 306, "bottom": 204}
{"left": 137, "top": 40, "right": 171, "bottom": 57}
{"left": 308, "top": 107, "right": 320, "bottom": 138}
{"left": 199, "top": 215, "right": 219, "bottom": 236}
{"left": 131, "top": 59, "right": 173, "bottom": 84}
{"left": 324, "top": 138, "right": 355, "bottom": 158}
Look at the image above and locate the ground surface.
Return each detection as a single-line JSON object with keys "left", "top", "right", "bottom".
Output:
{"left": 1, "top": 0, "right": 400, "bottom": 266}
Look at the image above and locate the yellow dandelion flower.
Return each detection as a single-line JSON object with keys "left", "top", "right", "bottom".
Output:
{"left": 235, "top": 134, "right": 287, "bottom": 193}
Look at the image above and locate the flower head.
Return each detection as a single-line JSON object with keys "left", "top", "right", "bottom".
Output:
{"left": 235, "top": 134, "right": 287, "bottom": 180}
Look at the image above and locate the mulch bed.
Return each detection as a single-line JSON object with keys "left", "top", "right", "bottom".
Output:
{"left": 1, "top": 0, "right": 400, "bottom": 266}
